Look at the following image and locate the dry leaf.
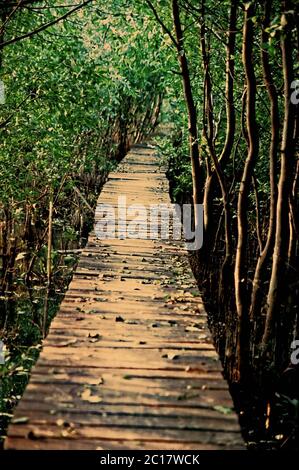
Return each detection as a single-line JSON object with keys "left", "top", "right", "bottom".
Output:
{"left": 81, "top": 388, "right": 102, "bottom": 403}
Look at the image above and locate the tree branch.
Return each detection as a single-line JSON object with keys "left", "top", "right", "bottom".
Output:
{"left": 0, "top": 0, "right": 94, "bottom": 48}
{"left": 145, "top": 0, "right": 178, "bottom": 49}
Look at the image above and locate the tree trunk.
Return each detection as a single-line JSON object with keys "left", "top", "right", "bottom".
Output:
{"left": 199, "top": 0, "right": 235, "bottom": 280}
{"left": 172, "top": 0, "right": 204, "bottom": 234}
{"left": 249, "top": 0, "right": 279, "bottom": 324}
{"left": 262, "top": 2, "right": 296, "bottom": 350}
{"left": 234, "top": 2, "right": 258, "bottom": 379}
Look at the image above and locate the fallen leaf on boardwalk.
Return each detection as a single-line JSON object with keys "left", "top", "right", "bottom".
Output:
{"left": 115, "top": 316, "right": 124, "bottom": 322}
{"left": 27, "top": 430, "right": 42, "bottom": 441}
{"left": 57, "top": 339, "right": 78, "bottom": 347}
{"left": 151, "top": 295, "right": 163, "bottom": 300}
{"left": 56, "top": 419, "right": 71, "bottom": 428}
{"left": 100, "top": 274, "right": 114, "bottom": 281}
{"left": 88, "top": 333, "right": 101, "bottom": 341}
{"left": 185, "top": 324, "right": 203, "bottom": 332}
{"left": 61, "top": 427, "right": 76, "bottom": 437}
{"left": 81, "top": 389, "right": 102, "bottom": 403}
{"left": 12, "top": 416, "right": 29, "bottom": 424}
{"left": 162, "top": 353, "right": 180, "bottom": 360}
{"left": 85, "top": 377, "right": 104, "bottom": 386}
{"left": 125, "top": 320, "right": 139, "bottom": 325}
{"left": 168, "top": 353, "right": 180, "bottom": 360}
{"left": 177, "top": 392, "right": 200, "bottom": 401}
{"left": 213, "top": 405, "right": 233, "bottom": 415}
{"left": 180, "top": 305, "right": 189, "bottom": 311}
{"left": 198, "top": 334, "right": 208, "bottom": 340}
{"left": 191, "top": 290, "right": 199, "bottom": 297}
{"left": 153, "top": 321, "right": 172, "bottom": 328}
{"left": 89, "top": 337, "right": 101, "bottom": 343}
{"left": 53, "top": 373, "right": 70, "bottom": 381}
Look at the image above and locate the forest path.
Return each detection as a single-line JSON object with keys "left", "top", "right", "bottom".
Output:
{"left": 5, "top": 144, "right": 244, "bottom": 450}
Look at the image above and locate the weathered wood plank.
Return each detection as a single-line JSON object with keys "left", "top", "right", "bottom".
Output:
{"left": 5, "top": 437, "right": 243, "bottom": 451}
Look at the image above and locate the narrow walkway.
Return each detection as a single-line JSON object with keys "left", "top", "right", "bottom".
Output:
{"left": 5, "top": 145, "right": 244, "bottom": 450}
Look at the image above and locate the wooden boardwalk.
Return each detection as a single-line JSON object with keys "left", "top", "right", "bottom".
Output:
{"left": 5, "top": 144, "right": 244, "bottom": 450}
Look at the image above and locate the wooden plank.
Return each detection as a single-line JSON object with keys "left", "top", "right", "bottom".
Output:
{"left": 8, "top": 424, "right": 242, "bottom": 446}
{"left": 5, "top": 437, "right": 243, "bottom": 450}
{"left": 10, "top": 411, "right": 240, "bottom": 432}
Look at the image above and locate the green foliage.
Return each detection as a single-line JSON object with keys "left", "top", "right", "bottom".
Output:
{"left": 0, "top": 0, "right": 171, "bottom": 443}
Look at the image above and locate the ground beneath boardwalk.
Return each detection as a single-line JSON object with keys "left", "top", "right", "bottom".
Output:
{"left": 5, "top": 144, "right": 244, "bottom": 450}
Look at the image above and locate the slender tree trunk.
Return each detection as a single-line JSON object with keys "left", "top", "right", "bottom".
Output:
{"left": 43, "top": 190, "right": 53, "bottom": 337}
{"left": 203, "top": 0, "right": 237, "bottom": 251}
{"left": 220, "top": 1, "right": 237, "bottom": 168}
{"left": 151, "top": 93, "right": 163, "bottom": 130}
{"left": 234, "top": 2, "right": 258, "bottom": 378}
{"left": 249, "top": 0, "right": 279, "bottom": 323}
{"left": 199, "top": 0, "right": 234, "bottom": 277}
{"left": 262, "top": 2, "right": 296, "bottom": 349}
{"left": 172, "top": 0, "right": 204, "bottom": 234}
{"left": 288, "top": 159, "right": 299, "bottom": 262}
